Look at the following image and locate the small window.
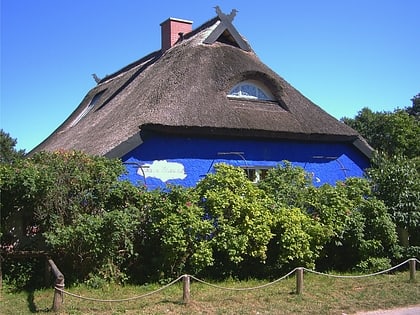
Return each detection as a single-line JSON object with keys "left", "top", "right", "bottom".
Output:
{"left": 242, "top": 167, "right": 270, "bottom": 183}
{"left": 228, "top": 81, "right": 274, "bottom": 101}
{"left": 70, "top": 91, "right": 105, "bottom": 127}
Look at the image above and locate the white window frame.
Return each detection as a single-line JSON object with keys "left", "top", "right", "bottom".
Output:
{"left": 228, "top": 80, "right": 274, "bottom": 101}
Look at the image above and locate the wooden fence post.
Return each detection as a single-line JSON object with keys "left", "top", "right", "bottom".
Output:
{"left": 296, "top": 268, "right": 304, "bottom": 295}
{"left": 48, "top": 259, "right": 65, "bottom": 312}
{"left": 409, "top": 259, "right": 416, "bottom": 282}
{"left": 183, "top": 275, "right": 191, "bottom": 304}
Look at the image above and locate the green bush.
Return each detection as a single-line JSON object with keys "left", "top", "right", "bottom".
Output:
{"left": 2, "top": 257, "right": 45, "bottom": 290}
{"left": 266, "top": 206, "right": 329, "bottom": 272}
{"left": 45, "top": 208, "right": 141, "bottom": 283}
{"left": 257, "top": 161, "right": 312, "bottom": 208}
{"left": 259, "top": 164, "right": 331, "bottom": 274}
{"left": 259, "top": 166, "right": 398, "bottom": 272}
{"left": 355, "top": 257, "right": 391, "bottom": 273}
{"left": 196, "top": 164, "right": 274, "bottom": 277}
{"left": 136, "top": 186, "right": 214, "bottom": 282}
{"left": 313, "top": 178, "right": 398, "bottom": 271}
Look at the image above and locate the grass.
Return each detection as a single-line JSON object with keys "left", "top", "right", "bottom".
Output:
{"left": 1, "top": 272, "right": 419, "bottom": 314}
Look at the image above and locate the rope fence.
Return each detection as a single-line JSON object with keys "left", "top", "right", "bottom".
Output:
{"left": 189, "top": 268, "right": 298, "bottom": 291}
{"left": 56, "top": 275, "right": 184, "bottom": 303}
{"left": 303, "top": 259, "right": 412, "bottom": 278}
{"left": 50, "top": 257, "right": 419, "bottom": 311}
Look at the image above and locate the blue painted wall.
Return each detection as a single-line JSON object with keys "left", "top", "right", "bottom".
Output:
{"left": 121, "top": 133, "right": 370, "bottom": 190}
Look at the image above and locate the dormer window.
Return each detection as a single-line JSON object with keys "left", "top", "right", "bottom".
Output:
{"left": 228, "top": 81, "right": 274, "bottom": 101}
{"left": 70, "top": 90, "right": 105, "bottom": 127}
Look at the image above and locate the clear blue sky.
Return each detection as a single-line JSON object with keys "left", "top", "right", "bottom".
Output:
{"left": 1, "top": 1, "right": 419, "bottom": 152}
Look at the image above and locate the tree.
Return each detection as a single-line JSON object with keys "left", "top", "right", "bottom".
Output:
{"left": 0, "top": 129, "right": 25, "bottom": 163}
{"left": 367, "top": 153, "right": 420, "bottom": 248}
{"left": 406, "top": 93, "right": 420, "bottom": 118}
{"left": 342, "top": 107, "right": 420, "bottom": 158}
{"left": 342, "top": 95, "right": 420, "bottom": 253}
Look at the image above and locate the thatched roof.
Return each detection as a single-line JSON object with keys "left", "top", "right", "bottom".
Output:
{"left": 31, "top": 15, "right": 372, "bottom": 158}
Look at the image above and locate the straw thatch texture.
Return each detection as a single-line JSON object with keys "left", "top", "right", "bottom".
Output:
{"left": 31, "top": 16, "right": 370, "bottom": 158}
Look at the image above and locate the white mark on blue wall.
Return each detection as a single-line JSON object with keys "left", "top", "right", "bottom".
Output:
{"left": 139, "top": 160, "right": 187, "bottom": 182}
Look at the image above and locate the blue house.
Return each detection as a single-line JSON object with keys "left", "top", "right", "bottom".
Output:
{"left": 31, "top": 9, "right": 372, "bottom": 190}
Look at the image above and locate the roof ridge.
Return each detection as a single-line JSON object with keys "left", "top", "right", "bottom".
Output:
{"left": 96, "top": 17, "right": 220, "bottom": 85}
{"left": 182, "top": 16, "right": 219, "bottom": 41}
{"left": 98, "top": 50, "right": 162, "bottom": 84}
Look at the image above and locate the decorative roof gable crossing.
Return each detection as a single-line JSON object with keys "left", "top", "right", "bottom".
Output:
{"left": 203, "top": 6, "right": 251, "bottom": 51}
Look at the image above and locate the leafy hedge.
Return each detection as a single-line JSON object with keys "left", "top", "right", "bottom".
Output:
{"left": 0, "top": 151, "right": 415, "bottom": 289}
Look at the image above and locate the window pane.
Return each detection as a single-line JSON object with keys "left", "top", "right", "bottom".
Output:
{"left": 257, "top": 88, "right": 269, "bottom": 100}
{"left": 228, "top": 82, "right": 273, "bottom": 101}
{"left": 241, "top": 84, "right": 256, "bottom": 97}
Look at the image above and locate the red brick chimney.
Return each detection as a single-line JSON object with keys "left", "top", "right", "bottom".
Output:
{"left": 160, "top": 18, "right": 193, "bottom": 52}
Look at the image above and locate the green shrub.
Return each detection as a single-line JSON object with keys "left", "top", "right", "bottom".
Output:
{"left": 257, "top": 161, "right": 312, "bottom": 208}
{"left": 2, "top": 257, "right": 45, "bottom": 290}
{"left": 355, "top": 257, "right": 391, "bottom": 273}
{"left": 136, "top": 186, "right": 214, "bottom": 281}
{"left": 196, "top": 164, "right": 274, "bottom": 277}
{"left": 266, "top": 206, "right": 329, "bottom": 272}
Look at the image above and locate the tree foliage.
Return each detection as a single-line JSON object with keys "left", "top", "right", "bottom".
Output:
{"left": 367, "top": 154, "right": 420, "bottom": 246}
{"left": 342, "top": 107, "right": 420, "bottom": 158}
{"left": 406, "top": 93, "right": 420, "bottom": 118}
{"left": 342, "top": 94, "right": 420, "bottom": 252}
{"left": 0, "top": 129, "right": 25, "bottom": 163}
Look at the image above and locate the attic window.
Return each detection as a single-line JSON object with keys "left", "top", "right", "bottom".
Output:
{"left": 228, "top": 81, "right": 274, "bottom": 101}
{"left": 70, "top": 90, "right": 105, "bottom": 127}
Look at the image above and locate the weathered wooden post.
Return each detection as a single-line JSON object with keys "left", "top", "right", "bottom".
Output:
{"left": 183, "top": 275, "right": 191, "bottom": 304}
{"left": 48, "top": 259, "right": 65, "bottom": 312}
{"left": 409, "top": 258, "right": 416, "bottom": 282}
{"left": 296, "top": 267, "right": 304, "bottom": 295}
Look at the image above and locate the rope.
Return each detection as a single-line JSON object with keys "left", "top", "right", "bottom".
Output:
{"left": 55, "top": 275, "right": 183, "bottom": 302}
{"left": 53, "top": 258, "right": 418, "bottom": 302}
{"left": 190, "top": 268, "right": 297, "bottom": 291}
{"left": 303, "top": 258, "right": 412, "bottom": 278}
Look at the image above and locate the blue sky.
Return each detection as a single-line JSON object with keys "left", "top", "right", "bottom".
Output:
{"left": 1, "top": 1, "right": 419, "bottom": 152}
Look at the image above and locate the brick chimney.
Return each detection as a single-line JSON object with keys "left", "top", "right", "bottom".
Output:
{"left": 160, "top": 17, "right": 193, "bottom": 52}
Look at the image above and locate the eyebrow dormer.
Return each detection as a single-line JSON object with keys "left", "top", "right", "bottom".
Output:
{"left": 228, "top": 80, "right": 275, "bottom": 101}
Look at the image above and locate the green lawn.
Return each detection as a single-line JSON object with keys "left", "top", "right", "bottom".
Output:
{"left": 1, "top": 272, "right": 419, "bottom": 314}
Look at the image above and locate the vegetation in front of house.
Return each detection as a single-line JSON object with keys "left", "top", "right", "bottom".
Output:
{"left": 0, "top": 153, "right": 414, "bottom": 288}
{"left": 0, "top": 95, "right": 419, "bottom": 291}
